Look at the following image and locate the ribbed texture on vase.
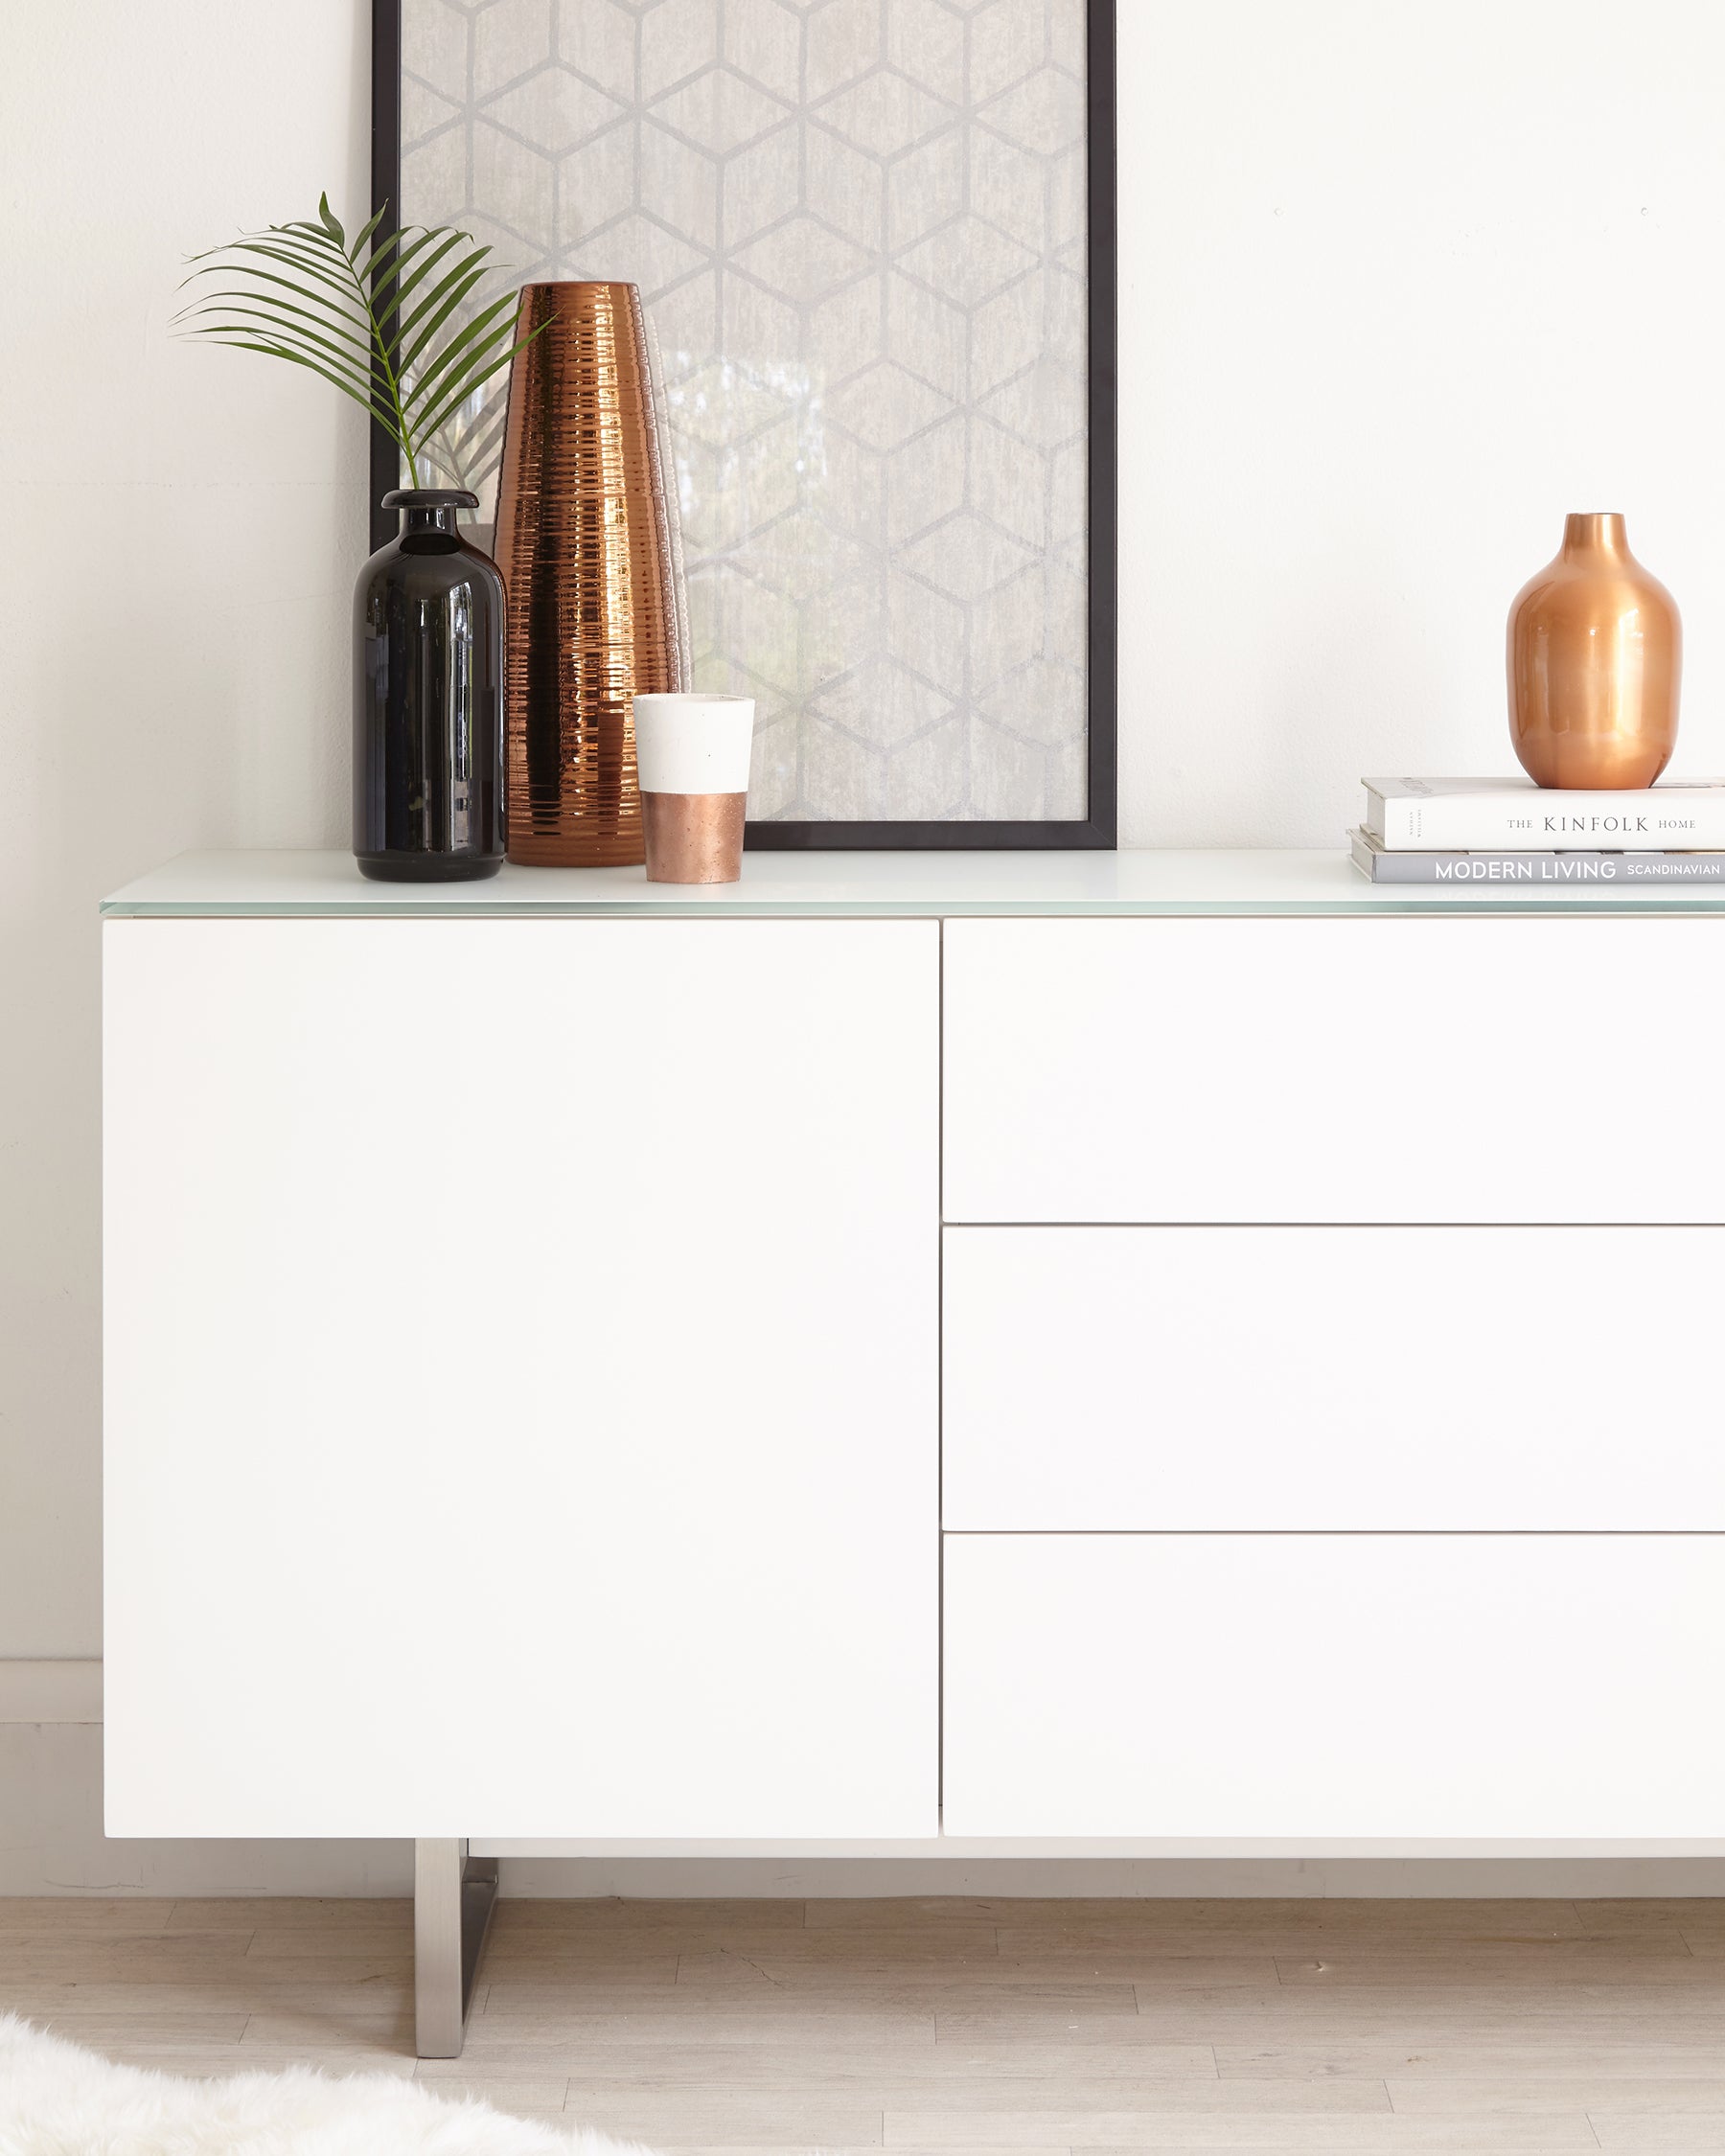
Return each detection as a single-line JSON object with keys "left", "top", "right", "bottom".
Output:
{"left": 494, "top": 283, "right": 677, "bottom": 866}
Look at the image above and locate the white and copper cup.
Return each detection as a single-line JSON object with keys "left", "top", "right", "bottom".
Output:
{"left": 633, "top": 694, "right": 755, "bottom": 884}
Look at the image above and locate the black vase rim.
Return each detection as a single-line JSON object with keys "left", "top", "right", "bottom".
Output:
{"left": 382, "top": 487, "right": 480, "bottom": 510}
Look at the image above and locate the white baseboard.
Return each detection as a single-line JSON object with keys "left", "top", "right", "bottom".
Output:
{"left": 477, "top": 1836, "right": 1725, "bottom": 1860}
{"left": 0, "top": 1723, "right": 410, "bottom": 1896}
{"left": 494, "top": 1854, "right": 1725, "bottom": 1898}
{"left": 0, "top": 1660, "right": 102, "bottom": 1723}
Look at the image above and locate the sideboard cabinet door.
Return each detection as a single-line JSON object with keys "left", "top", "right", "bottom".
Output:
{"left": 104, "top": 918, "right": 938, "bottom": 1839}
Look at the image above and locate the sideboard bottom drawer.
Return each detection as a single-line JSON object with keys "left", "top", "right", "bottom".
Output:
{"left": 943, "top": 1534, "right": 1725, "bottom": 1841}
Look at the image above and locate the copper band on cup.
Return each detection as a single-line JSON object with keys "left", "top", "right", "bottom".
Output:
{"left": 642, "top": 793, "right": 748, "bottom": 884}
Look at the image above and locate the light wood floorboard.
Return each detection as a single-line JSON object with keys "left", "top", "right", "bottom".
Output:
{"left": 4, "top": 1897, "right": 1725, "bottom": 2150}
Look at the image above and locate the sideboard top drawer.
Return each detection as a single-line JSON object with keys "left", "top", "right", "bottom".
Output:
{"left": 943, "top": 916, "right": 1725, "bottom": 1224}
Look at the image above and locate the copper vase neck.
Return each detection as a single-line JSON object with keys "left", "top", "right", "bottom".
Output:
{"left": 1561, "top": 512, "right": 1630, "bottom": 560}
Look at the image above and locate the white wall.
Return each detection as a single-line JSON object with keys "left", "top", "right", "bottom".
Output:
{"left": 0, "top": 2, "right": 368, "bottom": 1658}
{"left": 9, "top": 0, "right": 1725, "bottom": 1892}
{"left": 1119, "top": 0, "right": 1725, "bottom": 845}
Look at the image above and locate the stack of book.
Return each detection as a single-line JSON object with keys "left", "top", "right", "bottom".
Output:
{"left": 1350, "top": 777, "right": 1725, "bottom": 883}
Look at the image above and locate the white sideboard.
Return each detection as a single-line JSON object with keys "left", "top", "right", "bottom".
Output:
{"left": 101, "top": 849, "right": 1725, "bottom": 2051}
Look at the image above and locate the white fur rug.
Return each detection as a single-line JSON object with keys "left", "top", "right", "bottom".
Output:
{"left": 0, "top": 2015, "right": 657, "bottom": 2156}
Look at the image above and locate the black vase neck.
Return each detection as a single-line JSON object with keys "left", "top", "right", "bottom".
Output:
{"left": 382, "top": 487, "right": 478, "bottom": 539}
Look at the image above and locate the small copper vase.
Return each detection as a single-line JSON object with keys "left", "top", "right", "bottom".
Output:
{"left": 494, "top": 283, "right": 680, "bottom": 865}
{"left": 1507, "top": 514, "right": 1680, "bottom": 790}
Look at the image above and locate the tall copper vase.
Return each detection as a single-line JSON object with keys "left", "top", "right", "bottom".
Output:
{"left": 1507, "top": 513, "right": 1681, "bottom": 791}
{"left": 494, "top": 283, "right": 680, "bottom": 865}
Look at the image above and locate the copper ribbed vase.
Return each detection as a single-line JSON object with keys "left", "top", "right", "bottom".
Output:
{"left": 494, "top": 282, "right": 678, "bottom": 865}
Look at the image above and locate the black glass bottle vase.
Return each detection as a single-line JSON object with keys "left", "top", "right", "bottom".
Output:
{"left": 354, "top": 489, "right": 505, "bottom": 882}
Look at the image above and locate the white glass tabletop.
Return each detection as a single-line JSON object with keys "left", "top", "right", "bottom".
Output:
{"left": 100, "top": 850, "right": 1725, "bottom": 918}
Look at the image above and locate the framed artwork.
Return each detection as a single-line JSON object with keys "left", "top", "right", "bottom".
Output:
{"left": 373, "top": 0, "right": 1115, "bottom": 849}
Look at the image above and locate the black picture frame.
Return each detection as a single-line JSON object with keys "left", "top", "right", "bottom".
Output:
{"left": 370, "top": 0, "right": 1116, "bottom": 852}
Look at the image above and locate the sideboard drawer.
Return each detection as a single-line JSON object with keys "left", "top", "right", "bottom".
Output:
{"left": 944, "top": 1226, "right": 1725, "bottom": 1529}
{"left": 943, "top": 917, "right": 1725, "bottom": 1223}
{"left": 943, "top": 1533, "right": 1725, "bottom": 1839}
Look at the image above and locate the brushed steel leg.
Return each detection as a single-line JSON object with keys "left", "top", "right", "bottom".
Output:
{"left": 414, "top": 1838, "right": 499, "bottom": 2058}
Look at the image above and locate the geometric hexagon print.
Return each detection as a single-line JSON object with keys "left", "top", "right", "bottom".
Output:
{"left": 401, "top": 0, "right": 1089, "bottom": 821}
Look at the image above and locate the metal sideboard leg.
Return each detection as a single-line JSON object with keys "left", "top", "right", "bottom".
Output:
{"left": 414, "top": 1838, "right": 500, "bottom": 2059}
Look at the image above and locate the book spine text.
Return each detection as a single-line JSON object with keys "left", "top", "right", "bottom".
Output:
{"left": 1375, "top": 797, "right": 1725, "bottom": 851}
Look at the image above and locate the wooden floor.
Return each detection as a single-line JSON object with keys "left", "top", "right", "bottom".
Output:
{"left": 5, "top": 1897, "right": 1725, "bottom": 2150}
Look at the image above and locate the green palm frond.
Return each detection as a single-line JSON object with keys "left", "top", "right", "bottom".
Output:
{"left": 174, "top": 193, "right": 544, "bottom": 493}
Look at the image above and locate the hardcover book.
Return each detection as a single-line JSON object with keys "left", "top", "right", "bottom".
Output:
{"left": 1363, "top": 776, "right": 1725, "bottom": 851}
{"left": 1349, "top": 828, "right": 1725, "bottom": 884}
